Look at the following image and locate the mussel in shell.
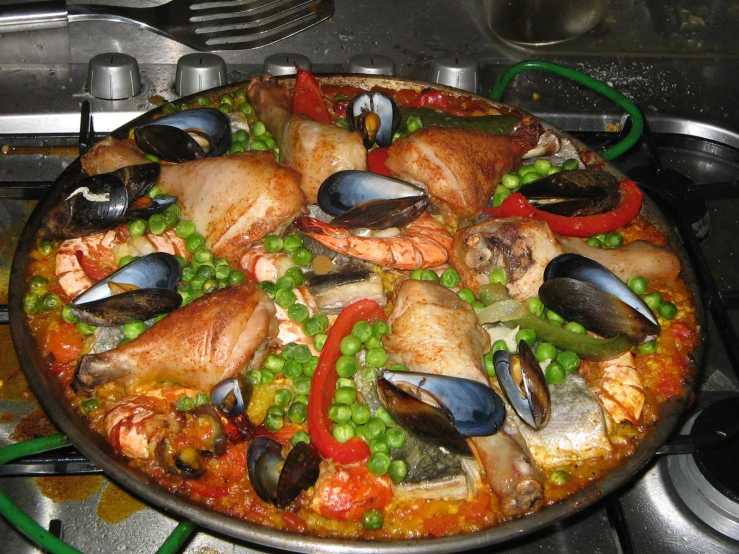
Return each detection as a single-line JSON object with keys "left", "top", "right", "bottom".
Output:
{"left": 211, "top": 376, "right": 253, "bottom": 418}
{"left": 247, "top": 437, "right": 321, "bottom": 508}
{"left": 494, "top": 341, "right": 551, "bottom": 430}
{"left": 347, "top": 91, "right": 401, "bottom": 148}
{"left": 121, "top": 195, "right": 178, "bottom": 223}
{"left": 317, "top": 170, "right": 429, "bottom": 229}
{"left": 70, "top": 252, "right": 182, "bottom": 326}
{"left": 134, "top": 108, "right": 231, "bottom": 163}
{"left": 520, "top": 169, "right": 621, "bottom": 217}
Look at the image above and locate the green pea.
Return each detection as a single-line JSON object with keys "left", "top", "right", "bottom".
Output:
{"left": 375, "top": 407, "right": 394, "bottom": 426}
{"left": 37, "top": 241, "right": 55, "bottom": 256}
{"left": 516, "top": 328, "right": 537, "bottom": 347}
{"left": 239, "top": 102, "right": 255, "bottom": 117}
{"left": 264, "top": 413, "right": 284, "bottom": 431}
{"left": 420, "top": 269, "right": 439, "bottom": 282}
{"left": 291, "top": 246, "right": 313, "bottom": 266}
{"left": 350, "top": 402, "right": 371, "bottom": 425}
{"left": 245, "top": 369, "right": 262, "bottom": 385}
{"left": 229, "top": 142, "right": 246, "bottom": 155}
{"left": 336, "top": 377, "right": 356, "bottom": 389}
{"left": 274, "top": 287, "right": 296, "bottom": 309}
{"left": 388, "top": 459, "right": 408, "bottom": 484}
{"left": 548, "top": 470, "right": 571, "bottom": 485}
{"left": 61, "top": 304, "right": 78, "bottom": 324}
{"left": 501, "top": 173, "right": 522, "bottom": 190}
{"left": 388, "top": 364, "right": 406, "bottom": 372}
{"left": 643, "top": 292, "right": 663, "bottom": 310}
{"left": 492, "top": 339, "right": 508, "bottom": 353}
{"left": 77, "top": 321, "right": 96, "bottom": 335}
{"left": 367, "top": 452, "right": 391, "bottom": 476}
{"left": 23, "top": 294, "right": 41, "bottom": 315}
{"left": 363, "top": 417, "right": 386, "bottom": 440}
{"left": 185, "top": 233, "right": 205, "bottom": 253}
{"left": 518, "top": 164, "right": 538, "bottom": 177}
{"left": 176, "top": 396, "right": 195, "bottom": 411}
{"left": 411, "top": 269, "right": 423, "bottom": 280}
{"left": 365, "top": 337, "right": 382, "bottom": 350}
{"left": 405, "top": 115, "right": 422, "bottom": 132}
{"left": 352, "top": 321, "right": 373, "bottom": 343}
{"left": 215, "top": 264, "right": 231, "bottom": 280}
{"left": 266, "top": 405, "right": 285, "bottom": 420}
{"left": 287, "top": 402, "right": 308, "bottom": 424}
{"left": 362, "top": 365, "right": 378, "bottom": 383}
{"left": 264, "top": 354, "right": 285, "bottom": 373}
{"left": 303, "top": 314, "right": 329, "bottom": 337}
{"left": 362, "top": 508, "right": 384, "bottom": 531}
{"left": 604, "top": 232, "right": 624, "bottom": 249}
{"left": 175, "top": 220, "right": 196, "bottom": 238}
{"left": 585, "top": 237, "right": 603, "bottom": 249}
{"left": 260, "top": 369, "right": 275, "bottom": 385}
{"left": 334, "top": 386, "right": 357, "bottom": 405}
{"left": 370, "top": 438, "right": 390, "bottom": 454}
{"left": 385, "top": 428, "right": 406, "bottom": 449}
{"left": 285, "top": 267, "right": 304, "bottom": 287}
{"left": 263, "top": 235, "right": 284, "bottom": 253}
{"left": 163, "top": 208, "right": 179, "bottom": 229}
{"left": 219, "top": 93, "right": 234, "bottom": 106}
{"left": 440, "top": 268, "right": 460, "bottom": 288}
{"left": 336, "top": 355, "right": 359, "bottom": 378}
{"left": 457, "top": 288, "right": 476, "bottom": 304}
{"left": 484, "top": 352, "right": 496, "bottom": 377}
{"left": 288, "top": 303, "right": 309, "bottom": 323}
{"left": 118, "top": 255, "right": 137, "bottom": 267}
{"left": 546, "top": 310, "right": 564, "bottom": 325}
{"left": 328, "top": 403, "right": 352, "bottom": 423}
{"left": 489, "top": 268, "right": 508, "bottom": 285}
{"left": 658, "top": 301, "right": 677, "bottom": 319}
{"left": 41, "top": 294, "right": 62, "bottom": 311}
{"left": 193, "top": 247, "right": 213, "bottom": 264}
{"left": 365, "top": 347, "right": 388, "bottom": 368}
{"left": 313, "top": 333, "right": 328, "bottom": 351}
{"left": 534, "top": 159, "right": 552, "bottom": 175}
{"left": 122, "top": 320, "right": 147, "bottom": 340}
{"left": 259, "top": 280, "right": 276, "bottom": 299}
{"left": 218, "top": 103, "right": 233, "bottom": 114}
{"left": 525, "top": 297, "right": 545, "bottom": 317}
{"left": 547, "top": 165, "right": 563, "bottom": 175}
{"left": 282, "top": 359, "right": 302, "bottom": 379}
{"left": 545, "top": 361, "right": 566, "bottom": 385}
{"left": 372, "top": 320, "right": 390, "bottom": 340}
{"left": 628, "top": 276, "right": 648, "bottom": 296}
{"left": 128, "top": 218, "right": 148, "bottom": 237}
{"left": 303, "top": 356, "right": 319, "bottom": 377}
{"left": 293, "top": 376, "right": 311, "bottom": 396}
{"left": 194, "top": 392, "right": 210, "bottom": 407}
{"left": 251, "top": 121, "right": 266, "bottom": 137}
{"left": 161, "top": 103, "right": 177, "bottom": 115}
{"left": 492, "top": 190, "right": 510, "bottom": 207}
{"left": 564, "top": 321, "right": 587, "bottom": 334}
{"left": 332, "top": 422, "right": 355, "bottom": 443}
{"left": 521, "top": 171, "right": 541, "bottom": 184}
{"left": 292, "top": 344, "right": 312, "bottom": 364}
{"left": 557, "top": 350, "right": 581, "bottom": 373}
{"left": 535, "top": 342, "right": 557, "bottom": 362}
{"left": 282, "top": 235, "right": 303, "bottom": 253}
{"left": 340, "top": 335, "right": 362, "bottom": 356}
{"left": 638, "top": 340, "right": 658, "bottom": 354}
{"left": 79, "top": 398, "right": 100, "bottom": 415}
{"left": 561, "top": 158, "right": 580, "bottom": 171}
{"left": 471, "top": 300, "right": 485, "bottom": 312}
{"left": 195, "top": 265, "right": 216, "bottom": 281}
{"left": 148, "top": 185, "right": 162, "bottom": 198}
{"left": 228, "top": 270, "right": 245, "bottom": 285}
{"left": 291, "top": 430, "right": 310, "bottom": 446}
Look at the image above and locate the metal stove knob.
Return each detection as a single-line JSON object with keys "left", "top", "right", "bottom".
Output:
{"left": 87, "top": 53, "right": 142, "bottom": 100}
{"left": 263, "top": 53, "right": 311, "bottom": 76}
{"left": 348, "top": 54, "right": 395, "bottom": 76}
{"left": 428, "top": 54, "right": 479, "bottom": 93}
{"left": 175, "top": 53, "right": 227, "bottom": 97}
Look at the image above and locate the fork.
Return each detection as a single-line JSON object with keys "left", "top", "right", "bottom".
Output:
{"left": 0, "top": 0, "right": 334, "bottom": 51}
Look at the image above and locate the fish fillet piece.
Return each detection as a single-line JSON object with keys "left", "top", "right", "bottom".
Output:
{"left": 590, "top": 351, "right": 645, "bottom": 425}
{"left": 74, "top": 282, "right": 277, "bottom": 391}
{"left": 450, "top": 217, "right": 564, "bottom": 301}
{"left": 157, "top": 152, "right": 304, "bottom": 264}
{"left": 385, "top": 125, "right": 539, "bottom": 220}
{"left": 516, "top": 374, "right": 612, "bottom": 469}
{"left": 247, "top": 74, "right": 367, "bottom": 204}
{"left": 384, "top": 280, "right": 544, "bottom": 516}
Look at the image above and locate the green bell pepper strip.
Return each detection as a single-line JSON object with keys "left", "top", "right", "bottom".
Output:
{"left": 476, "top": 284, "right": 632, "bottom": 361}
{"left": 490, "top": 60, "right": 643, "bottom": 161}
{"left": 400, "top": 108, "right": 521, "bottom": 136}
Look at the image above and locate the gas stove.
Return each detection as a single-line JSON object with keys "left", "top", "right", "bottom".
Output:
{"left": 2, "top": 1, "right": 739, "bottom": 553}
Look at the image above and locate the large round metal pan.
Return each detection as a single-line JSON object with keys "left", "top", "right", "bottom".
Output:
{"left": 9, "top": 75, "right": 703, "bottom": 553}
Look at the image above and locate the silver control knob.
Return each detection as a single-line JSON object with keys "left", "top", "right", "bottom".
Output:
{"left": 175, "top": 53, "right": 227, "bottom": 97}
{"left": 348, "top": 54, "right": 395, "bottom": 76}
{"left": 87, "top": 53, "right": 142, "bottom": 100}
{"left": 263, "top": 53, "right": 311, "bottom": 76}
{"left": 428, "top": 54, "right": 479, "bottom": 93}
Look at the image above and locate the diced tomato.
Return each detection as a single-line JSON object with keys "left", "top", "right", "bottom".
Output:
{"left": 312, "top": 462, "right": 393, "bottom": 521}
{"left": 367, "top": 147, "right": 391, "bottom": 176}
{"left": 292, "top": 68, "right": 331, "bottom": 124}
{"left": 75, "top": 249, "right": 113, "bottom": 281}
{"left": 43, "top": 321, "right": 83, "bottom": 364}
{"left": 670, "top": 321, "right": 698, "bottom": 350}
{"left": 423, "top": 512, "right": 461, "bottom": 537}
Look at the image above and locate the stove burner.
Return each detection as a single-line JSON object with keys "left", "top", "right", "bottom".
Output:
{"left": 668, "top": 396, "right": 739, "bottom": 540}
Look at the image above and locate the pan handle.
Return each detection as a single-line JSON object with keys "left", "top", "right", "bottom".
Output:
{"left": 0, "top": 434, "right": 197, "bottom": 554}
{"left": 490, "top": 60, "right": 643, "bottom": 161}
{"left": 0, "top": 0, "right": 68, "bottom": 33}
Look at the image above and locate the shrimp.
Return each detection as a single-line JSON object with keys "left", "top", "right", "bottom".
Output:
{"left": 55, "top": 227, "right": 189, "bottom": 299}
{"left": 591, "top": 351, "right": 645, "bottom": 426}
{"left": 240, "top": 244, "right": 296, "bottom": 282}
{"left": 295, "top": 212, "right": 453, "bottom": 270}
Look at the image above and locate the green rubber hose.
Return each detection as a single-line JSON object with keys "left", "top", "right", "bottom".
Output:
{"left": 490, "top": 60, "right": 644, "bottom": 161}
{"left": 0, "top": 434, "right": 197, "bottom": 554}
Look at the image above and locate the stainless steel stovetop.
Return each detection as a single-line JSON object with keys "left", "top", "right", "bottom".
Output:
{"left": 2, "top": 1, "right": 739, "bottom": 553}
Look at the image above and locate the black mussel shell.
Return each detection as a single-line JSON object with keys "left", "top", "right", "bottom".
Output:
{"left": 318, "top": 170, "right": 427, "bottom": 216}
{"left": 211, "top": 376, "right": 253, "bottom": 418}
{"left": 42, "top": 174, "right": 129, "bottom": 240}
{"left": 521, "top": 169, "right": 620, "bottom": 217}
{"left": 73, "top": 253, "right": 182, "bottom": 305}
{"left": 381, "top": 370, "right": 505, "bottom": 436}
{"left": 70, "top": 288, "right": 182, "bottom": 326}
{"left": 247, "top": 437, "right": 283, "bottom": 504}
{"left": 539, "top": 277, "right": 660, "bottom": 344}
{"left": 134, "top": 108, "right": 231, "bottom": 163}
{"left": 494, "top": 342, "right": 551, "bottom": 430}
{"left": 121, "top": 195, "right": 178, "bottom": 223}
{"left": 274, "top": 441, "right": 321, "bottom": 509}
{"left": 111, "top": 163, "right": 160, "bottom": 201}
{"left": 544, "top": 253, "right": 658, "bottom": 328}
{"left": 348, "top": 91, "right": 401, "bottom": 148}
{"left": 191, "top": 405, "right": 227, "bottom": 456}
{"left": 376, "top": 377, "right": 473, "bottom": 457}
{"left": 331, "top": 195, "right": 430, "bottom": 230}
{"left": 156, "top": 440, "right": 205, "bottom": 479}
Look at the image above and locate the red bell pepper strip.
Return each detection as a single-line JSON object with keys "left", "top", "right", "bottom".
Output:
{"left": 482, "top": 179, "right": 643, "bottom": 237}
{"left": 292, "top": 68, "right": 331, "bottom": 124}
{"left": 367, "top": 147, "right": 392, "bottom": 176}
{"left": 75, "top": 250, "right": 112, "bottom": 281}
{"left": 307, "top": 299, "right": 387, "bottom": 463}
{"left": 408, "top": 90, "right": 454, "bottom": 110}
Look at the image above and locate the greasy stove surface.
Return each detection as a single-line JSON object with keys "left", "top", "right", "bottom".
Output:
{"left": 2, "top": 1, "right": 739, "bottom": 553}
